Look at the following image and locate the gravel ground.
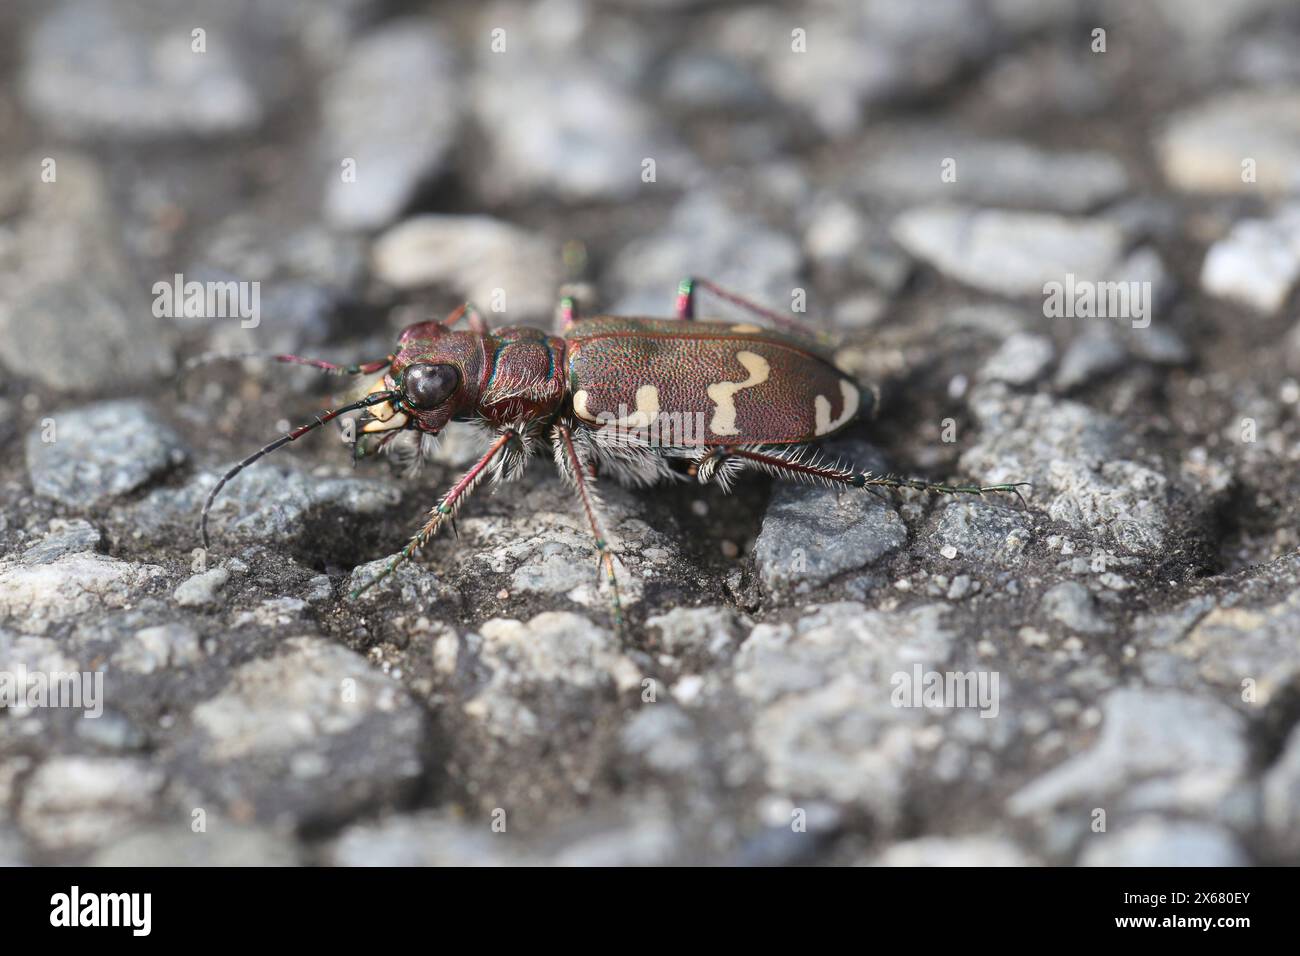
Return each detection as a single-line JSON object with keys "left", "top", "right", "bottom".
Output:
{"left": 2, "top": 0, "right": 1300, "bottom": 866}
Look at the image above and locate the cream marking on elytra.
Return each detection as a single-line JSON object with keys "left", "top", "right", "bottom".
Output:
{"left": 707, "top": 350, "right": 770, "bottom": 435}
{"left": 730, "top": 323, "right": 762, "bottom": 333}
{"left": 813, "top": 379, "right": 859, "bottom": 436}
{"left": 574, "top": 385, "right": 661, "bottom": 427}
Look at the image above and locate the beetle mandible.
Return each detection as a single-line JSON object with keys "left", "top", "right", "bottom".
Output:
{"left": 199, "top": 277, "right": 1029, "bottom": 628}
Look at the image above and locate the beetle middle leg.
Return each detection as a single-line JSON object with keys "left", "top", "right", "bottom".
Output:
{"left": 349, "top": 429, "right": 520, "bottom": 598}
{"left": 551, "top": 422, "right": 624, "bottom": 632}
{"left": 556, "top": 292, "right": 583, "bottom": 333}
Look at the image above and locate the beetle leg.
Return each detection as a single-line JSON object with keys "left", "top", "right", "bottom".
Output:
{"left": 674, "top": 278, "right": 697, "bottom": 320}
{"left": 717, "top": 445, "right": 1032, "bottom": 508}
{"left": 181, "top": 350, "right": 393, "bottom": 377}
{"left": 441, "top": 302, "right": 490, "bottom": 334}
{"left": 552, "top": 423, "right": 624, "bottom": 634}
{"left": 676, "top": 276, "right": 825, "bottom": 343}
{"left": 691, "top": 446, "right": 745, "bottom": 493}
{"left": 348, "top": 430, "right": 516, "bottom": 599}
{"left": 557, "top": 293, "right": 580, "bottom": 333}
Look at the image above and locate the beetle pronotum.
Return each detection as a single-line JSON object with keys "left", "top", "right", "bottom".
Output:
{"left": 199, "top": 278, "right": 1028, "bottom": 629}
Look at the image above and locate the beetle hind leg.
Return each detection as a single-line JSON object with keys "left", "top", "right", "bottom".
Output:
{"left": 675, "top": 277, "right": 826, "bottom": 343}
{"left": 697, "top": 444, "right": 1031, "bottom": 508}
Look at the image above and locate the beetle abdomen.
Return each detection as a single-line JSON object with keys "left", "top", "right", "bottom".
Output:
{"left": 566, "top": 318, "right": 863, "bottom": 446}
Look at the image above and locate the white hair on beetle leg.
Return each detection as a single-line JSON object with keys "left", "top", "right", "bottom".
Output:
{"left": 694, "top": 449, "right": 746, "bottom": 492}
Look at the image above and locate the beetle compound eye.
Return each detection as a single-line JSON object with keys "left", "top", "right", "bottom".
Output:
{"left": 402, "top": 363, "right": 459, "bottom": 410}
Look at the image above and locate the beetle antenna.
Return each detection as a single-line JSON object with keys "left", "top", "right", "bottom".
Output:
{"left": 200, "top": 390, "right": 398, "bottom": 550}
{"left": 182, "top": 351, "right": 393, "bottom": 377}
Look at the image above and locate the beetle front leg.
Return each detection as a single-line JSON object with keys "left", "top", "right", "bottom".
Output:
{"left": 551, "top": 423, "right": 624, "bottom": 633}
{"left": 348, "top": 429, "right": 517, "bottom": 598}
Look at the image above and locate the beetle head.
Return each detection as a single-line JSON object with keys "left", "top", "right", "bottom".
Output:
{"left": 357, "top": 321, "right": 484, "bottom": 437}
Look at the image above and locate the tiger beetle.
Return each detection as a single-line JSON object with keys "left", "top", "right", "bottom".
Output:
{"left": 198, "top": 277, "right": 1029, "bottom": 630}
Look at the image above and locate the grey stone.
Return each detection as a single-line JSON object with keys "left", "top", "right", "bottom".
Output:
{"left": 138, "top": 463, "right": 402, "bottom": 553}
{"left": 926, "top": 500, "right": 1032, "bottom": 567}
{"left": 91, "top": 824, "right": 301, "bottom": 866}
{"left": 1262, "top": 724, "right": 1300, "bottom": 858}
{"left": 18, "top": 756, "right": 166, "bottom": 850}
{"left": 662, "top": 51, "right": 770, "bottom": 112}
{"left": 979, "top": 332, "right": 1055, "bottom": 386}
{"left": 1201, "top": 205, "right": 1300, "bottom": 314}
{"left": 345, "top": 554, "right": 461, "bottom": 611}
{"left": 961, "top": 385, "right": 1176, "bottom": 555}
{"left": 173, "top": 568, "right": 231, "bottom": 608}
{"left": 644, "top": 606, "right": 748, "bottom": 661}
{"left": 758, "top": 1, "right": 997, "bottom": 137}
{"left": 1008, "top": 688, "right": 1250, "bottom": 817}
{"left": 0, "top": 632, "right": 79, "bottom": 702}
{"left": 1054, "top": 331, "right": 1130, "bottom": 390}
{"left": 1127, "top": 323, "right": 1191, "bottom": 367}
{"left": 802, "top": 198, "right": 911, "bottom": 294}
{"left": 20, "top": 0, "right": 264, "bottom": 139}
{"left": 609, "top": 188, "right": 802, "bottom": 316}
{"left": 26, "top": 401, "right": 187, "bottom": 508}
{"left": 457, "top": 481, "right": 674, "bottom": 613}
{"left": 871, "top": 835, "right": 1033, "bottom": 866}
{"left": 184, "top": 636, "right": 425, "bottom": 822}
{"left": 328, "top": 812, "right": 528, "bottom": 866}
{"left": 0, "top": 155, "right": 174, "bottom": 391}
{"left": 753, "top": 442, "right": 906, "bottom": 596}
{"left": 857, "top": 131, "right": 1129, "bottom": 213}
{"left": 75, "top": 711, "right": 147, "bottom": 752}
{"left": 733, "top": 602, "right": 958, "bottom": 825}
{"left": 471, "top": 23, "right": 695, "bottom": 202}
{"left": 1135, "top": 576, "right": 1300, "bottom": 703}
{"left": 1079, "top": 819, "right": 1249, "bottom": 867}
{"left": 892, "top": 205, "right": 1128, "bottom": 298}
{"left": 0, "top": 827, "right": 28, "bottom": 866}
{"left": 1149, "top": 0, "right": 1292, "bottom": 44}
{"left": 19, "top": 520, "right": 102, "bottom": 565}
{"left": 321, "top": 21, "right": 460, "bottom": 230}
{"left": 620, "top": 706, "right": 703, "bottom": 774}
{"left": 1158, "top": 88, "right": 1300, "bottom": 196}
{"left": 550, "top": 816, "right": 682, "bottom": 866}
{"left": 0, "top": 553, "right": 166, "bottom": 634}
{"left": 1039, "top": 581, "right": 1110, "bottom": 635}
{"left": 115, "top": 624, "right": 203, "bottom": 674}
{"left": 455, "top": 612, "right": 642, "bottom": 743}
{"left": 192, "top": 214, "right": 368, "bottom": 300}
{"left": 372, "top": 215, "right": 562, "bottom": 323}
